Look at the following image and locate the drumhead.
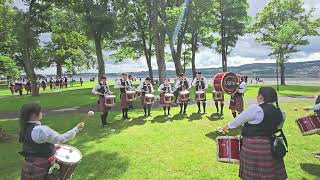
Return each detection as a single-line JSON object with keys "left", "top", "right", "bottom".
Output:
{"left": 145, "top": 94, "right": 154, "bottom": 98}
{"left": 216, "top": 136, "right": 239, "bottom": 140}
{"left": 164, "top": 93, "right": 174, "bottom": 97}
{"left": 105, "top": 95, "right": 115, "bottom": 99}
{"left": 180, "top": 90, "right": 189, "bottom": 95}
{"left": 195, "top": 90, "right": 204, "bottom": 94}
{"left": 126, "top": 91, "right": 136, "bottom": 94}
{"left": 55, "top": 144, "right": 82, "bottom": 163}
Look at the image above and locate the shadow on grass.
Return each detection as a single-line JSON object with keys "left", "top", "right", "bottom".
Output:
{"left": 188, "top": 113, "right": 202, "bottom": 122}
{"left": 300, "top": 163, "right": 320, "bottom": 177}
{"left": 205, "top": 128, "right": 242, "bottom": 141}
{"left": 151, "top": 115, "right": 170, "bottom": 123}
{"left": 74, "top": 151, "right": 128, "bottom": 179}
{"left": 171, "top": 113, "right": 187, "bottom": 121}
{"left": 207, "top": 113, "right": 224, "bottom": 121}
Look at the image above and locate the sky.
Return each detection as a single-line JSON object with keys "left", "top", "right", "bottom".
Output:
{"left": 13, "top": 0, "right": 320, "bottom": 74}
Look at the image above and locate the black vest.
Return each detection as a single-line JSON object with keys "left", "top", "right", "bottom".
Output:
{"left": 20, "top": 123, "right": 55, "bottom": 158}
{"left": 161, "top": 84, "right": 170, "bottom": 95}
{"left": 142, "top": 83, "right": 152, "bottom": 95}
{"left": 195, "top": 78, "right": 205, "bottom": 91}
{"left": 241, "top": 103, "right": 283, "bottom": 137}
{"left": 98, "top": 83, "right": 108, "bottom": 95}
{"left": 178, "top": 80, "right": 189, "bottom": 92}
{"left": 120, "top": 79, "right": 128, "bottom": 93}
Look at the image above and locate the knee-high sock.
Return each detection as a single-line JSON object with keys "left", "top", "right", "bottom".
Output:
{"left": 184, "top": 103, "right": 188, "bottom": 112}
{"left": 148, "top": 105, "right": 151, "bottom": 115}
{"left": 144, "top": 106, "right": 147, "bottom": 115}
{"left": 220, "top": 103, "right": 224, "bottom": 114}
{"left": 203, "top": 102, "right": 206, "bottom": 113}
{"left": 180, "top": 104, "right": 183, "bottom": 113}
{"left": 215, "top": 101, "right": 219, "bottom": 112}
{"left": 125, "top": 108, "right": 129, "bottom": 118}
{"left": 167, "top": 107, "right": 170, "bottom": 115}
{"left": 163, "top": 106, "right": 166, "bottom": 114}
{"left": 232, "top": 112, "right": 237, "bottom": 118}
{"left": 122, "top": 109, "right": 125, "bottom": 118}
{"left": 197, "top": 102, "right": 201, "bottom": 111}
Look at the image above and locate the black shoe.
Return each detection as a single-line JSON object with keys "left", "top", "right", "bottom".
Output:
{"left": 144, "top": 113, "right": 147, "bottom": 117}
{"left": 198, "top": 110, "right": 201, "bottom": 114}
{"left": 203, "top": 111, "right": 206, "bottom": 114}
{"left": 183, "top": 111, "right": 186, "bottom": 114}
{"left": 164, "top": 112, "right": 167, "bottom": 116}
{"left": 179, "top": 111, "right": 182, "bottom": 114}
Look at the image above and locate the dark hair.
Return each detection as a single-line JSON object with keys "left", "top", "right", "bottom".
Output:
{"left": 258, "top": 87, "right": 279, "bottom": 108}
{"left": 100, "top": 75, "right": 106, "bottom": 80}
{"left": 121, "top": 73, "right": 128, "bottom": 76}
{"left": 315, "top": 95, "right": 320, "bottom": 105}
{"left": 19, "top": 103, "right": 42, "bottom": 142}
{"left": 145, "top": 77, "right": 151, "bottom": 81}
{"left": 128, "top": 75, "right": 132, "bottom": 78}
{"left": 197, "top": 72, "right": 202, "bottom": 74}
{"left": 179, "top": 73, "right": 185, "bottom": 77}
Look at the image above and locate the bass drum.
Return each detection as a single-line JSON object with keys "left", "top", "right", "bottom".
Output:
{"left": 213, "top": 72, "right": 239, "bottom": 95}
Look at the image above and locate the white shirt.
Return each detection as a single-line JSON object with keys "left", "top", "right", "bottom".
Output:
{"left": 114, "top": 79, "right": 132, "bottom": 90}
{"left": 192, "top": 77, "right": 208, "bottom": 90}
{"left": 174, "top": 78, "right": 191, "bottom": 90}
{"left": 228, "top": 103, "right": 286, "bottom": 129}
{"left": 238, "top": 81, "right": 247, "bottom": 93}
{"left": 138, "top": 82, "right": 154, "bottom": 93}
{"left": 158, "top": 84, "right": 173, "bottom": 93}
{"left": 29, "top": 121, "right": 80, "bottom": 144}
{"left": 91, "top": 83, "right": 112, "bottom": 95}
{"left": 306, "top": 103, "right": 320, "bottom": 111}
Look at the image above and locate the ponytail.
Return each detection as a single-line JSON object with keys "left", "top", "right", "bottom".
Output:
{"left": 19, "top": 103, "right": 42, "bottom": 143}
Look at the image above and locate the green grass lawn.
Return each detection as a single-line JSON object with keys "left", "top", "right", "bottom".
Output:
{"left": 0, "top": 101, "right": 320, "bottom": 179}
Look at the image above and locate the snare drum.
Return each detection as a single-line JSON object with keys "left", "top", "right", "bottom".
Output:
{"left": 164, "top": 93, "right": 174, "bottom": 104}
{"left": 126, "top": 91, "right": 136, "bottom": 101}
{"left": 195, "top": 90, "right": 205, "bottom": 101}
{"left": 179, "top": 90, "right": 190, "bottom": 102}
{"left": 212, "top": 91, "right": 224, "bottom": 101}
{"left": 216, "top": 136, "right": 240, "bottom": 163}
{"left": 105, "top": 95, "right": 116, "bottom": 107}
{"left": 55, "top": 144, "right": 82, "bottom": 180}
{"left": 144, "top": 94, "right": 155, "bottom": 104}
{"left": 296, "top": 114, "right": 320, "bottom": 135}
{"left": 135, "top": 90, "right": 142, "bottom": 97}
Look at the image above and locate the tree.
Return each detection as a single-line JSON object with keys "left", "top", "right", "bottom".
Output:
{"left": 0, "top": 55, "right": 19, "bottom": 78}
{"left": 0, "top": 0, "right": 16, "bottom": 56}
{"left": 151, "top": 0, "right": 167, "bottom": 82}
{"left": 212, "top": 0, "right": 249, "bottom": 72}
{"left": 252, "top": 0, "right": 320, "bottom": 85}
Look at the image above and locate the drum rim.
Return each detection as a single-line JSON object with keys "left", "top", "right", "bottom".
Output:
{"left": 126, "top": 91, "right": 136, "bottom": 94}
{"left": 214, "top": 72, "right": 238, "bottom": 95}
{"left": 55, "top": 144, "right": 82, "bottom": 163}
{"left": 296, "top": 114, "right": 319, "bottom": 121}
{"left": 105, "top": 95, "right": 116, "bottom": 98}
{"left": 145, "top": 93, "right": 154, "bottom": 97}
{"left": 216, "top": 136, "right": 240, "bottom": 140}
{"left": 164, "top": 93, "right": 174, "bottom": 97}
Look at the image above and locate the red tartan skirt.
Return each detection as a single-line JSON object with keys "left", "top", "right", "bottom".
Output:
{"left": 98, "top": 96, "right": 111, "bottom": 112}
{"left": 21, "top": 158, "right": 50, "bottom": 180}
{"left": 213, "top": 92, "right": 224, "bottom": 102}
{"left": 229, "top": 94, "right": 244, "bottom": 112}
{"left": 120, "top": 93, "right": 129, "bottom": 108}
{"left": 240, "top": 137, "right": 287, "bottom": 180}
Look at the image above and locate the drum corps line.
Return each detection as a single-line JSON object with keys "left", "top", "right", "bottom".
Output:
{"left": 18, "top": 71, "right": 320, "bottom": 180}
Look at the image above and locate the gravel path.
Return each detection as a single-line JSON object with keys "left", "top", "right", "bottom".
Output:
{"left": 0, "top": 96, "right": 314, "bottom": 119}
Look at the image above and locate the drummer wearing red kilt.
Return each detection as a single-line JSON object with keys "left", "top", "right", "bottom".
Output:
{"left": 229, "top": 76, "right": 247, "bottom": 118}
{"left": 92, "top": 75, "right": 113, "bottom": 128}
{"left": 19, "top": 103, "right": 84, "bottom": 180}
{"left": 192, "top": 72, "right": 208, "bottom": 114}
{"left": 116, "top": 73, "right": 132, "bottom": 120}
{"left": 8, "top": 80, "right": 15, "bottom": 95}
{"left": 138, "top": 77, "right": 154, "bottom": 116}
{"left": 158, "top": 78, "right": 173, "bottom": 116}
{"left": 222, "top": 87, "right": 287, "bottom": 180}
{"left": 175, "top": 73, "right": 191, "bottom": 114}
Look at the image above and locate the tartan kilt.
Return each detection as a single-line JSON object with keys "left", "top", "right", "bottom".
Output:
{"left": 98, "top": 96, "right": 111, "bottom": 112}
{"left": 194, "top": 93, "right": 207, "bottom": 102}
{"left": 229, "top": 94, "right": 244, "bottom": 112}
{"left": 160, "top": 94, "right": 173, "bottom": 105}
{"left": 177, "top": 91, "right": 190, "bottom": 104}
{"left": 140, "top": 95, "right": 146, "bottom": 106}
{"left": 120, "top": 93, "right": 129, "bottom": 108}
{"left": 21, "top": 158, "right": 50, "bottom": 180}
{"left": 240, "top": 137, "right": 287, "bottom": 180}
{"left": 25, "top": 85, "right": 31, "bottom": 91}
{"left": 213, "top": 92, "right": 224, "bottom": 102}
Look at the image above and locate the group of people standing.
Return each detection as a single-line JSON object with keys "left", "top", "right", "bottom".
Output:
{"left": 8, "top": 78, "right": 33, "bottom": 95}
{"left": 92, "top": 72, "right": 248, "bottom": 128}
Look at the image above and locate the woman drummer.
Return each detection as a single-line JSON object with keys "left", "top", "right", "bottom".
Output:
{"left": 222, "top": 87, "right": 287, "bottom": 180}
{"left": 92, "top": 75, "right": 113, "bottom": 128}
{"left": 158, "top": 78, "right": 173, "bottom": 116}
{"left": 116, "top": 73, "right": 132, "bottom": 120}
{"left": 8, "top": 79, "right": 15, "bottom": 95}
{"left": 229, "top": 76, "right": 247, "bottom": 118}
{"left": 175, "top": 73, "right": 191, "bottom": 114}
{"left": 19, "top": 103, "right": 84, "bottom": 180}
{"left": 192, "top": 72, "right": 208, "bottom": 114}
{"left": 138, "top": 77, "right": 154, "bottom": 116}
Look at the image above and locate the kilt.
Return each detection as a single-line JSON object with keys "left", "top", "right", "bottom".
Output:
{"left": 25, "top": 85, "right": 31, "bottom": 91}
{"left": 9, "top": 86, "right": 14, "bottom": 93}
{"left": 120, "top": 93, "right": 129, "bottom": 108}
{"left": 21, "top": 158, "right": 50, "bottom": 180}
{"left": 213, "top": 92, "right": 224, "bottom": 102}
{"left": 177, "top": 91, "right": 190, "bottom": 104}
{"left": 240, "top": 137, "right": 287, "bottom": 180}
{"left": 194, "top": 92, "right": 206, "bottom": 102}
{"left": 140, "top": 95, "right": 146, "bottom": 106}
{"left": 229, "top": 93, "right": 243, "bottom": 112}
{"left": 98, "top": 96, "right": 111, "bottom": 112}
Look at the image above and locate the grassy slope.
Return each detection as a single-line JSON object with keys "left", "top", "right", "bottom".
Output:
{"left": 1, "top": 102, "right": 320, "bottom": 179}
{"left": 0, "top": 84, "right": 319, "bottom": 112}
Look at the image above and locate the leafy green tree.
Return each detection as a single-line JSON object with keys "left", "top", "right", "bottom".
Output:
{"left": 253, "top": 0, "right": 320, "bottom": 85}
{"left": 212, "top": 0, "right": 249, "bottom": 72}
{"left": 0, "top": 55, "right": 19, "bottom": 79}
{"left": 0, "top": 0, "right": 16, "bottom": 56}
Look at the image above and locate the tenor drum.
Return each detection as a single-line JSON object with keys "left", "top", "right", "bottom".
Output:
{"left": 144, "top": 94, "right": 155, "bottom": 104}
{"left": 105, "top": 95, "right": 116, "bottom": 107}
{"left": 126, "top": 91, "right": 136, "bottom": 101}
{"left": 216, "top": 136, "right": 240, "bottom": 163}
{"left": 296, "top": 114, "right": 320, "bottom": 135}
{"left": 179, "top": 90, "right": 190, "bottom": 102}
{"left": 213, "top": 72, "right": 239, "bottom": 95}
{"left": 55, "top": 144, "right": 82, "bottom": 180}
{"left": 195, "top": 90, "right": 205, "bottom": 101}
{"left": 164, "top": 93, "right": 174, "bottom": 104}
{"left": 135, "top": 90, "right": 142, "bottom": 97}
{"left": 212, "top": 91, "right": 224, "bottom": 101}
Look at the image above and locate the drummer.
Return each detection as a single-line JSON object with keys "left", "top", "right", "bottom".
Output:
{"left": 192, "top": 72, "right": 208, "bottom": 114}
{"left": 158, "top": 78, "right": 173, "bottom": 116}
{"left": 92, "top": 75, "right": 113, "bottom": 128}
{"left": 221, "top": 86, "right": 287, "bottom": 179}
{"left": 19, "top": 103, "right": 84, "bottom": 180}
{"left": 138, "top": 77, "right": 154, "bottom": 116}
{"left": 116, "top": 73, "right": 132, "bottom": 120}
{"left": 175, "top": 73, "right": 191, "bottom": 114}
{"left": 128, "top": 74, "right": 134, "bottom": 109}
{"left": 8, "top": 79, "right": 15, "bottom": 95}
{"left": 229, "top": 76, "right": 247, "bottom": 118}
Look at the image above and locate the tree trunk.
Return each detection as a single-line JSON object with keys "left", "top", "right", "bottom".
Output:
{"left": 280, "top": 62, "right": 285, "bottom": 85}
{"left": 23, "top": 43, "right": 39, "bottom": 96}
{"left": 191, "top": 32, "right": 197, "bottom": 79}
{"left": 93, "top": 33, "right": 105, "bottom": 81}
{"left": 222, "top": 50, "right": 227, "bottom": 72}
{"left": 56, "top": 60, "right": 63, "bottom": 77}
{"left": 146, "top": 56, "right": 153, "bottom": 83}
{"left": 220, "top": 0, "right": 227, "bottom": 72}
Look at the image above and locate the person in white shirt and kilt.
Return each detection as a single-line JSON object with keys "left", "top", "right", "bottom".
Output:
{"left": 175, "top": 73, "right": 191, "bottom": 114}
{"left": 19, "top": 103, "right": 84, "bottom": 180}
{"left": 230, "top": 76, "right": 247, "bottom": 118}
{"left": 138, "top": 77, "right": 154, "bottom": 116}
{"left": 192, "top": 72, "right": 208, "bottom": 114}
{"left": 222, "top": 87, "right": 287, "bottom": 180}
{"left": 128, "top": 74, "right": 135, "bottom": 109}
{"left": 158, "top": 78, "right": 173, "bottom": 116}
{"left": 116, "top": 73, "right": 132, "bottom": 120}
{"left": 92, "top": 75, "right": 113, "bottom": 128}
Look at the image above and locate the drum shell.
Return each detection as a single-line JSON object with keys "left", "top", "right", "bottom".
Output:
{"left": 296, "top": 114, "right": 320, "bottom": 135}
{"left": 216, "top": 136, "right": 240, "bottom": 163}
{"left": 195, "top": 91, "right": 205, "bottom": 101}
{"left": 105, "top": 95, "right": 116, "bottom": 107}
{"left": 126, "top": 91, "right": 136, "bottom": 101}
{"left": 144, "top": 94, "right": 155, "bottom": 105}
{"left": 179, "top": 91, "right": 190, "bottom": 102}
